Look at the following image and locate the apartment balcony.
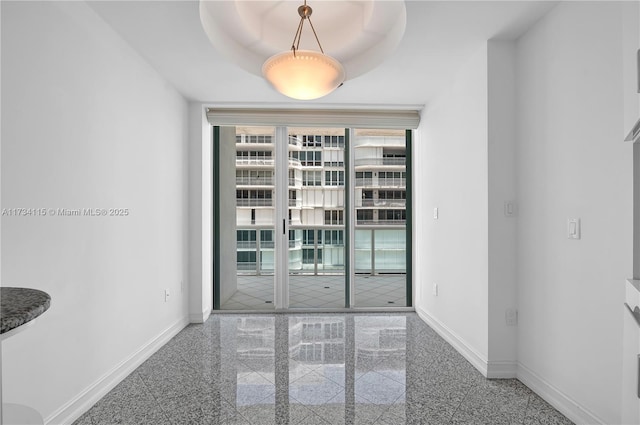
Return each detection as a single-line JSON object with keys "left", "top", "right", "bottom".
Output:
{"left": 354, "top": 157, "right": 406, "bottom": 168}
{"left": 237, "top": 240, "right": 275, "bottom": 250}
{"left": 356, "top": 219, "right": 406, "bottom": 225}
{"left": 378, "top": 178, "right": 406, "bottom": 188}
{"left": 288, "top": 137, "right": 302, "bottom": 150}
{"left": 234, "top": 226, "right": 406, "bottom": 279}
{"left": 355, "top": 178, "right": 373, "bottom": 187}
{"left": 237, "top": 241, "right": 258, "bottom": 249}
{"left": 355, "top": 178, "right": 406, "bottom": 188}
{"left": 236, "top": 177, "right": 274, "bottom": 186}
{"left": 289, "top": 199, "right": 302, "bottom": 208}
{"left": 236, "top": 198, "right": 273, "bottom": 207}
{"left": 288, "top": 158, "right": 302, "bottom": 169}
{"left": 289, "top": 177, "right": 303, "bottom": 187}
{"left": 236, "top": 158, "right": 275, "bottom": 167}
{"left": 289, "top": 240, "right": 302, "bottom": 249}
{"left": 236, "top": 135, "right": 273, "bottom": 146}
{"left": 353, "top": 137, "right": 406, "bottom": 149}
{"left": 360, "top": 199, "right": 406, "bottom": 208}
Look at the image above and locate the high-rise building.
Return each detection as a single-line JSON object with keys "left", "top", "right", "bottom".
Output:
{"left": 234, "top": 127, "right": 407, "bottom": 276}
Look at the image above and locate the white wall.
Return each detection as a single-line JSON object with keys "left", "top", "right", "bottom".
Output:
{"left": 415, "top": 44, "right": 490, "bottom": 365}
{"left": 516, "top": 2, "right": 631, "bottom": 424}
{"left": 415, "top": 41, "right": 519, "bottom": 376}
{"left": 487, "top": 41, "right": 518, "bottom": 374}
{"left": 1, "top": 2, "right": 189, "bottom": 423}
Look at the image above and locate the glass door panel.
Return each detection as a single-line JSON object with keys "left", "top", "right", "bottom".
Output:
{"left": 353, "top": 129, "right": 407, "bottom": 307}
{"left": 288, "top": 127, "right": 346, "bottom": 308}
{"left": 222, "top": 126, "right": 276, "bottom": 310}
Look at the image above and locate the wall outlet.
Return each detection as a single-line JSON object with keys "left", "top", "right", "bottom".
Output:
{"left": 505, "top": 308, "right": 518, "bottom": 326}
{"left": 164, "top": 289, "right": 170, "bottom": 302}
{"left": 433, "top": 283, "right": 438, "bottom": 296}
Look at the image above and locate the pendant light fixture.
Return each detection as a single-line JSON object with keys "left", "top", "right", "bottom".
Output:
{"left": 262, "top": 0, "right": 345, "bottom": 101}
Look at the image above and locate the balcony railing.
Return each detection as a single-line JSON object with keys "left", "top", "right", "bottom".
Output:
{"left": 289, "top": 178, "right": 303, "bottom": 187}
{"left": 236, "top": 199, "right": 273, "bottom": 207}
{"left": 288, "top": 137, "right": 302, "bottom": 148}
{"left": 355, "top": 178, "right": 406, "bottom": 187}
{"left": 237, "top": 240, "right": 274, "bottom": 249}
{"left": 355, "top": 178, "right": 373, "bottom": 187}
{"left": 236, "top": 177, "right": 274, "bottom": 186}
{"left": 235, "top": 226, "right": 406, "bottom": 275}
{"left": 237, "top": 262, "right": 257, "bottom": 271}
{"left": 289, "top": 199, "right": 302, "bottom": 208}
{"left": 355, "top": 157, "right": 406, "bottom": 167}
{"left": 236, "top": 136, "right": 273, "bottom": 145}
{"left": 356, "top": 219, "right": 406, "bottom": 225}
{"left": 236, "top": 158, "right": 275, "bottom": 166}
{"left": 378, "top": 178, "right": 406, "bottom": 187}
{"left": 360, "top": 199, "right": 406, "bottom": 207}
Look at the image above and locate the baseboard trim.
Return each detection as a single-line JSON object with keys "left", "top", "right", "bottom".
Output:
{"left": 415, "top": 305, "right": 489, "bottom": 377}
{"left": 415, "top": 306, "right": 605, "bottom": 424}
{"left": 517, "top": 362, "right": 606, "bottom": 425}
{"left": 189, "top": 307, "right": 211, "bottom": 323}
{"left": 45, "top": 316, "right": 189, "bottom": 425}
{"left": 486, "top": 360, "right": 518, "bottom": 378}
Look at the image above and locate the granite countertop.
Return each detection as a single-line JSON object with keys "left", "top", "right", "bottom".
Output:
{"left": 1, "top": 287, "right": 51, "bottom": 334}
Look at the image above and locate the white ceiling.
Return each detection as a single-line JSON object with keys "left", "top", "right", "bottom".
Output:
{"left": 88, "top": 1, "right": 557, "bottom": 107}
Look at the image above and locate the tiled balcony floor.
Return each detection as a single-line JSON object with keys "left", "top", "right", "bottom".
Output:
{"left": 221, "top": 275, "right": 407, "bottom": 310}
{"left": 73, "top": 313, "right": 573, "bottom": 425}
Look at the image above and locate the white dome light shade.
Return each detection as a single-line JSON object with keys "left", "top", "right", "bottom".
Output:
{"left": 199, "top": 1, "right": 406, "bottom": 82}
{"left": 262, "top": 50, "right": 345, "bottom": 100}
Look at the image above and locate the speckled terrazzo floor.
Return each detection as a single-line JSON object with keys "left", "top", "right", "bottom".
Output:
{"left": 73, "top": 313, "right": 573, "bottom": 425}
{"left": 221, "top": 275, "right": 407, "bottom": 310}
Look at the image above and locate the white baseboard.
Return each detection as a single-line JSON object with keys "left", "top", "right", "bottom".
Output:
{"left": 45, "top": 316, "right": 189, "bottom": 425}
{"left": 415, "top": 305, "right": 489, "bottom": 377}
{"left": 414, "top": 306, "right": 606, "bottom": 424}
{"left": 189, "top": 307, "right": 211, "bottom": 323}
{"left": 486, "top": 360, "right": 518, "bottom": 378}
{"left": 517, "top": 362, "right": 605, "bottom": 425}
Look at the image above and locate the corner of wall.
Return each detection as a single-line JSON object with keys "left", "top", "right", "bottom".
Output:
{"left": 188, "top": 103, "right": 213, "bottom": 320}
{"left": 487, "top": 39, "right": 518, "bottom": 369}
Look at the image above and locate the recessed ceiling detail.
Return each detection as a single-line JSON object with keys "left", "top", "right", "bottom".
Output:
{"left": 199, "top": 0, "right": 407, "bottom": 81}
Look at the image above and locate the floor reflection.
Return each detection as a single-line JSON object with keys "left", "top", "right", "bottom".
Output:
{"left": 219, "top": 315, "right": 409, "bottom": 424}
{"left": 75, "top": 313, "right": 575, "bottom": 425}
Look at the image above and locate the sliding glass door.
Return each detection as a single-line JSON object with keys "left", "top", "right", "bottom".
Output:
{"left": 215, "top": 126, "right": 411, "bottom": 310}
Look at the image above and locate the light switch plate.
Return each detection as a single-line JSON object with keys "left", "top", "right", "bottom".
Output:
{"left": 568, "top": 218, "right": 581, "bottom": 240}
{"left": 433, "top": 208, "right": 438, "bottom": 220}
{"left": 504, "top": 201, "right": 516, "bottom": 217}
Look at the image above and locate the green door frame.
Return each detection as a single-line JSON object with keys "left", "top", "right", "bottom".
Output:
{"left": 212, "top": 126, "right": 413, "bottom": 309}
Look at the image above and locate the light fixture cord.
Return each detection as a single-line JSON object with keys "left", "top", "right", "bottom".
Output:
{"left": 291, "top": 0, "right": 325, "bottom": 57}
{"left": 292, "top": 18, "right": 305, "bottom": 57}
{"left": 306, "top": 18, "right": 324, "bottom": 54}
